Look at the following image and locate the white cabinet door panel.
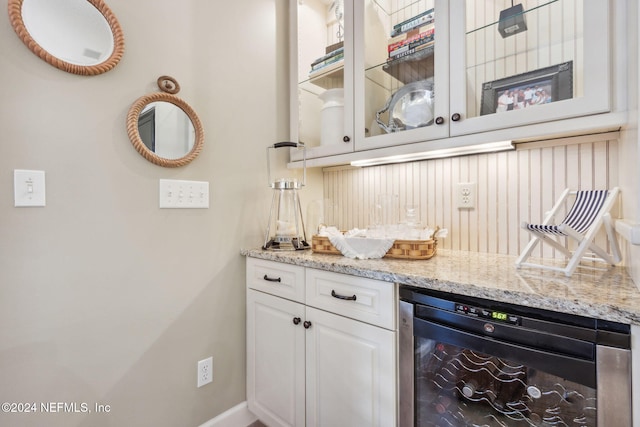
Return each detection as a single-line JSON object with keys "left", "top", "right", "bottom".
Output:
{"left": 247, "top": 290, "right": 306, "bottom": 427}
{"left": 305, "top": 306, "right": 396, "bottom": 427}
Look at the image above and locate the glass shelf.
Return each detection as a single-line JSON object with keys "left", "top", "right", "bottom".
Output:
{"left": 381, "top": 45, "right": 434, "bottom": 84}
{"left": 303, "top": 59, "right": 345, "bottom": 90}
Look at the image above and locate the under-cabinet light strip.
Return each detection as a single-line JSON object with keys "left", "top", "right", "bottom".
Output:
{"left": 350, "top": 140, "right": 515, "bottom": 167}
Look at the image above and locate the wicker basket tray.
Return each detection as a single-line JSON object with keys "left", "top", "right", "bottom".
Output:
{"left": 311, "top": 235, "right": 437, "bottom": 260}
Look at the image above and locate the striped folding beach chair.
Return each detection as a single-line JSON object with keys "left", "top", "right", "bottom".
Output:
{"left": 515, "top": 188, "right": 621, "bottom": 277}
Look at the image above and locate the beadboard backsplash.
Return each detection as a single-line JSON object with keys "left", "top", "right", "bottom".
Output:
{"left": 321, "top": 133, "right": 619, "bottom": 259}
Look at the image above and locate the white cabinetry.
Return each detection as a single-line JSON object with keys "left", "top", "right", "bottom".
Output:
{"left": 246, "top": 258, "right": 397, "bottom": 427}
{"left": 247, "top": 289, "right": 305, "bottom": 427}
{"left": 291, "top": 0, "right": 621, "bottom": 167}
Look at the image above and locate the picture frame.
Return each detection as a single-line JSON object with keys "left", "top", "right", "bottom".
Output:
{"left": 480, "top": 61, "right": 573, "bottom": 116}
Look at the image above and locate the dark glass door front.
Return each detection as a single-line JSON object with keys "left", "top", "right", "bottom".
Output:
{"left": 415, "top": 332, "right": 597, "bottom": 426}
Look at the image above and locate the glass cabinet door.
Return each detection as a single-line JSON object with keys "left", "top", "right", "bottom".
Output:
{"left": 291, "top": 0, "right": 354, "bottom": 159}
{"left": 449, "top": 0, "right": 610, "bottom": 137}
{"left": 354, "top": 0, "right": 450, "bottom": 151}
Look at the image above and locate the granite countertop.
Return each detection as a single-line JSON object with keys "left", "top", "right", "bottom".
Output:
{"left": 242, "top": 248, "right": 640, "bottom": 325}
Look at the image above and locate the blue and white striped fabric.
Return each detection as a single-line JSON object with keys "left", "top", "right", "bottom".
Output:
{"left": 525, "top": 190, "right": 609, "bottom": 236}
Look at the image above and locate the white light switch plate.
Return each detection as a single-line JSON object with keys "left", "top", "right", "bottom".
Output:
{"left": 159, "top": 179, "right": 209, "bottom": 209}
{"left": 14, "top": 169, "right": 46, "bottom": 207}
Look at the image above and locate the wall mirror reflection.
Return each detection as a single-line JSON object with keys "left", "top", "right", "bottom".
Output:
{"left": 126, "top": 76, "right": 204, "bottom": 168}
{"left": 8, "top": 0, "right": 125, "bottom": 75}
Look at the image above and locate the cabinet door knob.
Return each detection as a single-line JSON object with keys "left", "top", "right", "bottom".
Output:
{"left": 435, "top": 116, "right": 445, "bottom": 125}
{"left": 343, "top": 136, "right": 351, "bottom": 143}
{"left": 303, "top": 320, "right": 312, "bottom": 329}
{"left": 451, "top": 113, "right": 461, "bottom": 122}
{"left": 263, "top": 274, "right": 281, "bottom": 283}
{"left": 293, "top": 317, "right": 301, "bottom": 325}
{"left": 331, "top": 290, "right": 357, "bottom": 301}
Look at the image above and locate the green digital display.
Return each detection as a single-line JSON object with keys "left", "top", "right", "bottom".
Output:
{"left": 492, "top": 311, "right": 508, "bottom": 321}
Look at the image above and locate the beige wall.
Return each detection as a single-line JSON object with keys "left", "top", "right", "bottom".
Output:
{"left": 0, "top": 1, "right": 294, "bottom": 426}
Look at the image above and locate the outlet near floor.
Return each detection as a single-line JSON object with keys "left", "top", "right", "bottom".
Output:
{"left": 197, "top": 357, "right": 213, "bottom": 387}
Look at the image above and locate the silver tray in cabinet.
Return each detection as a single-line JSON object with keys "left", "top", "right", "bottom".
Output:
{"left": 376, "top": 79, "right": 434, "bottom": 133}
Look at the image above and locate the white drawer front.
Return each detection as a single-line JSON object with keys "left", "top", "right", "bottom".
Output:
{"left": 246, "top": 258, "right": 305, "bottom": 303}
{"left": 305, "top": 269, "right": 395, "bottom": 330}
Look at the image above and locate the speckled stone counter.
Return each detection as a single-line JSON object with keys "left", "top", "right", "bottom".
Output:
{"left": 241, "top": 248, "right": 640, "bottom": 325}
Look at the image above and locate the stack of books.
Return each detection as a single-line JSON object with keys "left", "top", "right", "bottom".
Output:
{"left": 387, "top": 9, "right": 435, "bottom": 62}
{"left": 309, "top": 45, "right": 344, "bottom": 77}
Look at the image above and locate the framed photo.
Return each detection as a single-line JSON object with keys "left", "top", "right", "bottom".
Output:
{"left": 480, "top": 61, "right": 573, "bottom": 116}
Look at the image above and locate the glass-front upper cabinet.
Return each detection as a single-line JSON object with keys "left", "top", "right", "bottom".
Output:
{"left": 354, "top": 0, "right": 450, "bottom": 152}
{"left": 355, "top": 0, "right": 610, "bottom": 151}
{"left": 291, "top": 0, "right": 354, "bottom": 160}
{"left": 449, "top": 0, "right": 609, "bottom": 137}
{"left": 291, "top": 0, "right": 613, "bottom": 163}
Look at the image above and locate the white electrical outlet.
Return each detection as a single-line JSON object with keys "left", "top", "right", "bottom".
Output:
{"left": 197, "top": 357, "right": 213, "bottom": 387}
{"left": 457, "top": 182, "right": 476, "bottom": 209}
{"left": 159, "top": 179, "right": 209, "bottom": 209}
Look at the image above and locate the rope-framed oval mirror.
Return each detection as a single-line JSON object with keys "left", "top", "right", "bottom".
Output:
{"left": 126, "top": 76, "right": 204, "bottom": 168}
{"left": 8, "top": 0, "right": 125, "bottom": 76}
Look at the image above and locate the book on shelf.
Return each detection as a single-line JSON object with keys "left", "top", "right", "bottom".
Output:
{"left": 391, "top": 8, "right": 434, "bottom": 37}
{"left": 388, "top": 31, "right": 435, "bottom": 58}
{"left": 310, "top": 47, "right": 344, "bottom": 68}
{"left": 325, "top": 41, "right": 344, "bottom": 54}
{"left": 392, "top": 8, "right": 434, "bottom": 32}
{"left": 388, "top": 28, "right": 435, "bottom": 54}
{"left": 308, "top": 57, "right": 344, "bottom": 79}
{"left": 310, "top": 52, "right": 344, "bottom": 72}
{"left": 387, "top": 41, "right": 434, "bottom": 62}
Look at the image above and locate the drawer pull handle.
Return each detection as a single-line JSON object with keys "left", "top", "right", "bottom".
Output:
{"left": 303, "top": 320, "right": 312, "bottom": 329}
{"left": 293, "top": 317, "right": 301, "bottom": 325}
{"left": 331, "top": 290, "right": 357, "bottom": 301}
{"left": 263, "top": 274, "right": 282, "bottom": 283}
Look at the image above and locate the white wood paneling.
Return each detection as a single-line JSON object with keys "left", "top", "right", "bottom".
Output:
{"left": 322, "top": 134, "right": 619, "bottom": 259}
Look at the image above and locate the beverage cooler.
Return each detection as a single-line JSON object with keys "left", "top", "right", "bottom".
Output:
{"left": 398, "top": 286, "right": 632, "bottom": 426}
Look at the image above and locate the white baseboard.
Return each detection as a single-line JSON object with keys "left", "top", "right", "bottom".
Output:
{"left": 198, "top": 402, "right": 258, "bottom": 427}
